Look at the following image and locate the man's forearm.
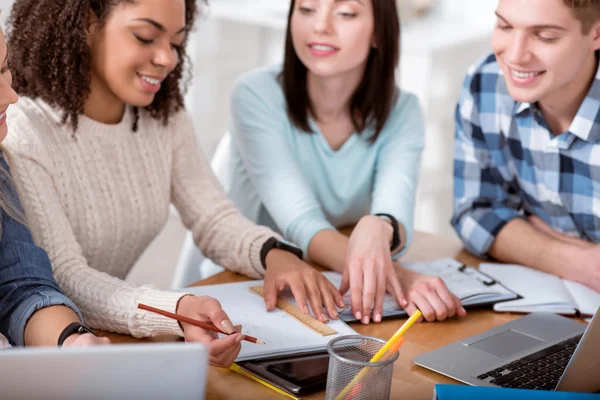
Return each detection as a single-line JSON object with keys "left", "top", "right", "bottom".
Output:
{"left": 489, "top": 218, "right": 582, "bottom": 279}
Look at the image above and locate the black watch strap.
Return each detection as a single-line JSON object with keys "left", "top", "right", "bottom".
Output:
{"left": 57, "top": 322, "right": 97, "bottom": 346}
{"left": 260, "top": 237, "right": 303, "bottom": 268}
{"left": 375, "top": 213, "right": 402, "bottom": 252}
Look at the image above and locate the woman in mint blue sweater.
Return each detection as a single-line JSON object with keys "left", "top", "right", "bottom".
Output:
{"left": 227, "top": 0, "right": 466, "bottom": 324}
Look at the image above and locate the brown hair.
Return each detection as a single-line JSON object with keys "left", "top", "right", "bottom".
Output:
{"left": 6, "top": 0, "right": 202, "bottom": 132}
{"left": 280, "top": 0, "right": 400, "bottom": 142}
{"left": 563, "top": 0, "right": 600, "bottom": 33}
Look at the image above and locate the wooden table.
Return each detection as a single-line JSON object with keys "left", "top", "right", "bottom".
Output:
{"left": 103, "top": 232, "right": 524, "bottom": 400}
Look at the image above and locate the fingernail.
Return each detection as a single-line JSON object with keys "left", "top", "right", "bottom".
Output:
{"left": 333, "top": 312, "right": 339, "bottom": 319}
{"left": 402, "top": 299, "right": 408, "bottom": 307}
{"left": 266, "top": 301, "right": 272, "bottom": 310}
{"left": 374, "top": 313, "right": 382, "bottom": 323}
{"left": 362, "top": 316, "right": 369, "bottom": 324}
{"left": 461, "top": 307, "right": 467, "bottom": 314}
{"left": 221, "top": 320, "right": 234, "bottom": 334}
{"left": 355, "top": 311, "right": 362, "bottom": 320}
{"left": 304, "top": 305, "right": 310, "bottom": 314}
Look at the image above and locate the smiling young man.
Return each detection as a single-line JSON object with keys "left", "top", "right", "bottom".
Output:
{"left": 452, "top": 0, "right": 600, "bottom": 292}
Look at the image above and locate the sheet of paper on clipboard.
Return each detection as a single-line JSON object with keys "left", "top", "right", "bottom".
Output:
{"left": 323, "top": 258, "right": 520, "bottom": 323}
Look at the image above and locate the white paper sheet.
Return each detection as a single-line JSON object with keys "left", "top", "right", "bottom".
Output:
{"left": 185, "top": 280, "right": 356, "bottom": 361}
{"left": 480, "top": 263, "right": 578, "bottom": 314}
{"left": 562, "top": 280, "right": 600, "bottom": 316}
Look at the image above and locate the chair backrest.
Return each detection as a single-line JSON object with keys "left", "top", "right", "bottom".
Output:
{"left": 210, "top": 131, "right": 233, "bottom": 190}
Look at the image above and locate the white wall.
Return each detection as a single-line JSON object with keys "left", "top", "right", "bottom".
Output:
{"left": 0, "top": 0, "right": 13, "bottom": 27}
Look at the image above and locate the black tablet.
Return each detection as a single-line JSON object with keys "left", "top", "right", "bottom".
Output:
{"left": 238, "top": 351, "right": 330, "bottom": 396}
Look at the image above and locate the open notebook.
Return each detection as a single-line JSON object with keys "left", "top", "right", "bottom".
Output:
{"left": 479, "top": 263, "right": 600, "bottom": 317}
{"left": 324, "top": 258, "right": 519, "bottom": 322}
{"left": 185, "top": 280, "right": 356, "bottom": 361}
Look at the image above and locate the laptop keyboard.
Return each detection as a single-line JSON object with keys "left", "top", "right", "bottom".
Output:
{"left": 476, "top": 334, "right": 583, "bottom": 391}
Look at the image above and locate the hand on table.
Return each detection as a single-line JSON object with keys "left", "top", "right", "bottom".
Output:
{"left": 394, "top": 263, "right": 467, "bottom": 322}
{"left": 263, "top": 249, "right": 345, "bottom": 323}
{"left": 340, "top": 215, "right": 407, "bottom": 324}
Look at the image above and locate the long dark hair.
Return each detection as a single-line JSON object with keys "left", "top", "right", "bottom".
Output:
{"left": 280, "top": 0, "right": 400, "bottom": 142}
{"left": 7, "top": 0, "right": 203, "bottom": 132}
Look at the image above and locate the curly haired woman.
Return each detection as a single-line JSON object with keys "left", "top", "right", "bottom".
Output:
{"left": 3, "top": 0, "right": 343, "bottom": 367}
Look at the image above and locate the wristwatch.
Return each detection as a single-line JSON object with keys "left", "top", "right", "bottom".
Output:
{"left": 260, "top": 237, "right": 303, "bottom": 268}
{"left": 375, "top": 213, "right": 402, "bottom": 252}
{"left": 57, "top": 322, "right": 97, "bottom": 346}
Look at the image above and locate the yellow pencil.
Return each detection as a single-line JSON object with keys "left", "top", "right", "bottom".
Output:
{"left": 335, "top": 310, "right": 422, "bottom": 400}
{"left": 230, "top": 363, "right": 301, "bottom": 400}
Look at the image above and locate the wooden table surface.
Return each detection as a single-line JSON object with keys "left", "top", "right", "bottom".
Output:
{"left": 102, "top": 232, "right": 525, "bottom": 400}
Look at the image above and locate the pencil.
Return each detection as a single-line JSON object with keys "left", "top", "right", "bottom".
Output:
{"left": 137, "top": 303, "right": 265, "bottom": 344}
{"left": 336, "top": 310, "right": 422, "bottom": 400}
{"left": 230, "top": 363, "right": 300, "bottom": 400}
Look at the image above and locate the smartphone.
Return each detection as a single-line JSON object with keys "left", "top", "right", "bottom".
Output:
{"left": 238, "top": 351, "right": 330, "bottom": 396}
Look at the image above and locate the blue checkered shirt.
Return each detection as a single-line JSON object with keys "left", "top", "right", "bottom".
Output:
{"left": 452, "top": 53, "right": 600, "bottom": 257}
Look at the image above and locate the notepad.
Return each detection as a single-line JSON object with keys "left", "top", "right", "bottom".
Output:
{"left": 324, "top": 258, "right": 519, "bottom": 322}
{"left": 479, "top": 263, "right": 600, "bottom": 317}
{"left": 185, "top": 280, "right": 356, "bottom": 361}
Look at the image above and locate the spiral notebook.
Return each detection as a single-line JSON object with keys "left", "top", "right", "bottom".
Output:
{"left": 324, "top": 258, "right": 520, "bottom": 322}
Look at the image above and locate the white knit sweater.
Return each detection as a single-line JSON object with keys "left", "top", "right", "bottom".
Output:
{"left": 4, "top": 97, "right": 274, "bottom": 338}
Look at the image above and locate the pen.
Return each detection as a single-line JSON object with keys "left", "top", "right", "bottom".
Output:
{"left": 230, "top": 363, "right": 300, "bottom": 400}
{"left": 137, "top": 303, "right": 265, "bottom": 344}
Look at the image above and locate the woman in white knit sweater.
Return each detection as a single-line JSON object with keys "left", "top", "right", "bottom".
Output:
{"left": 3, "top": 0, "right": 343, "bottom": 367}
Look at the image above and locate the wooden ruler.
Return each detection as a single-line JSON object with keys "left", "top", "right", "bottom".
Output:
{"left": 249, "top": 285, "right": 337, "bottom": 337}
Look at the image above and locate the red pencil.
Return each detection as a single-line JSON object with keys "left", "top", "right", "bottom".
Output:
{"left": 138, "top": 303, "right": 265, "bottom": 344}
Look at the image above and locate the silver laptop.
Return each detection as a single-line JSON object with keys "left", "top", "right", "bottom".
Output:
{"left": 414, "top": 308, "right": 600, "bottom": 393}
{"left": 0, "top": 342, "right": 208, "bottom": 400}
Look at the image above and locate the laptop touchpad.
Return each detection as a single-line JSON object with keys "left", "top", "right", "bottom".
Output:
{"left": 467, "top": 329, "right": 544, "bottom": 358}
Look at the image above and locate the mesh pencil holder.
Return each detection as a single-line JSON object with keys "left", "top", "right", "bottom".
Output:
{"left": 325, "top": 335, "right": 399, "bottom": 400}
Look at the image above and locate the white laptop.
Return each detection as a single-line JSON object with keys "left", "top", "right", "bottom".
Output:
{"left": 0, "top": 342, "right": 208, "bottom": 400}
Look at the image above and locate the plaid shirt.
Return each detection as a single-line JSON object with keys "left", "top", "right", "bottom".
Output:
{"left": 452, "top": 53, "right": 600, "bottom": 257}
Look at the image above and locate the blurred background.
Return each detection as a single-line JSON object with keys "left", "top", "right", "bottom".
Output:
{"left": 0, "top": 0, "right": 497, "bottom": 288}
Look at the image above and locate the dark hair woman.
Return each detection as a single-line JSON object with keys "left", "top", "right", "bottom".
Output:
{"left": 226, "top": 0, "right": 466, "bottom": 324}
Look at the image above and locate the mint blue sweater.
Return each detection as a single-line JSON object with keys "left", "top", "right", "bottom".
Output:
{"left": 227, "top": 65, "right": 425, "bottom": 256}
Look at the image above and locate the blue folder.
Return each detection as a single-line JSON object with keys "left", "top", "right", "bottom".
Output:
{"left": 434, "top": 385, "right": 600, "bottom": 399}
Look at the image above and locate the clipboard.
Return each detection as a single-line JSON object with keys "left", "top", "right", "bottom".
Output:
{"left": 323, "top": 258, "right": 521, "bottom": 323}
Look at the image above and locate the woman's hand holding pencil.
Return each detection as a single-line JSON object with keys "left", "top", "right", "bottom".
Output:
{"left": 139, "top": 296, "right": 264, "bottom": 368}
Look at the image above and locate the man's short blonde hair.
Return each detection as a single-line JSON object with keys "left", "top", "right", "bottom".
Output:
{"left": 564, "top": 0, "right": 600, "bottom": 33}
